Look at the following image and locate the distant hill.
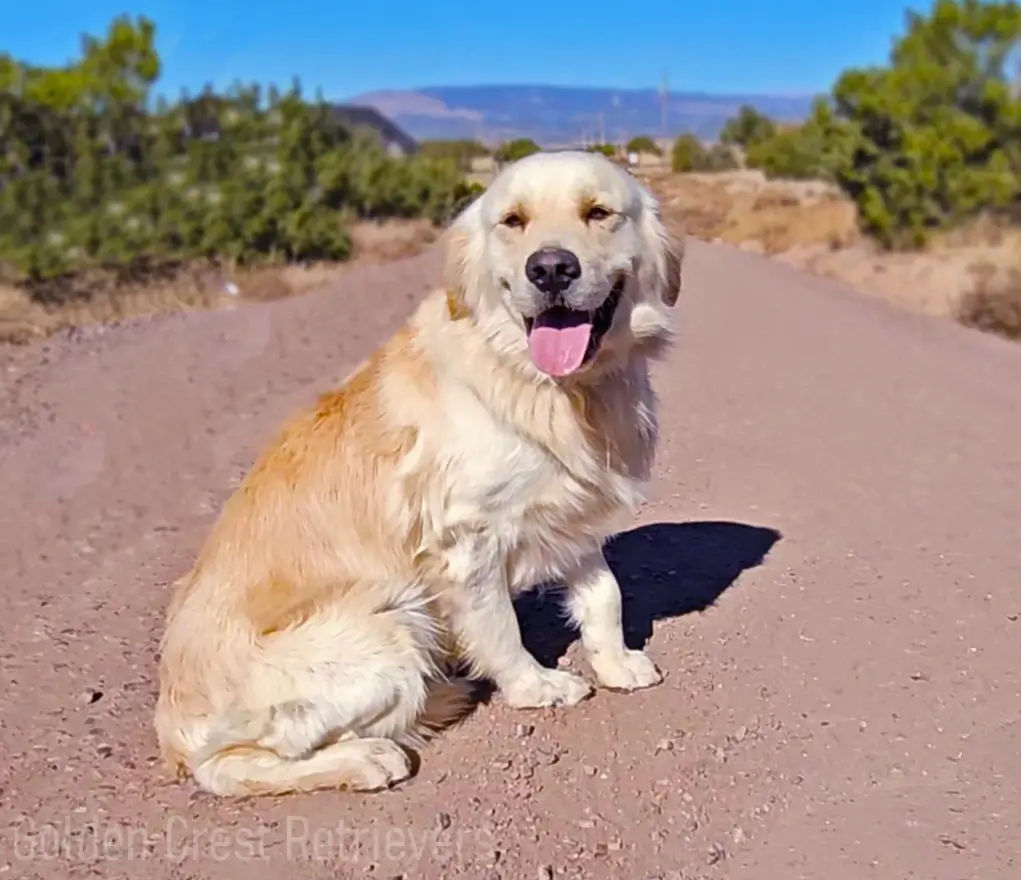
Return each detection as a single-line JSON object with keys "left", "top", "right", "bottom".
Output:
{"left": 347, "top": 84, "right": 818, "bottom": 146}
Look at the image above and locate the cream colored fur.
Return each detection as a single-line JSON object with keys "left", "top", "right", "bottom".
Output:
{"left": 154, "top": 150, "right": 685, "bottom": 797}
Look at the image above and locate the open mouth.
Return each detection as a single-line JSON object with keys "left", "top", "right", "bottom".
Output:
{"left": 523, "top": 276, "right": 625, "bottom": 377}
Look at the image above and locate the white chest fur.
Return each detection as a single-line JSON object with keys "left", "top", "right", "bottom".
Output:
{"left": 425, "top": 364, "right": 656, "bottom": 593}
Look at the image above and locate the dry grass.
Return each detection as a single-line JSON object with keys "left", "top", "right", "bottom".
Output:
{"left": 779, "top": 222, "right": 1021, "bottom": 320}
{"left": 640, "top": 167, "right": 859, "bottom": 254}
{"left": 347, "top": 218, "right": 439, "bottom": 262}
{"left": 7, "top": 168, "right": 1021, "bottom": 345}
{"left": 722, "top": 196, "right": 859, "bottom": 254}
{"left": 0, "top": 219, "right": 439, "bottom": 345}
{"left": 956, "top": 262, "right": 1021, "bottom": 340}
{"left": 641, "top": 168, "right": 1021, "bottom": 334}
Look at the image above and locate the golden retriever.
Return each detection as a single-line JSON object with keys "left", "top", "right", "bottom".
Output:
{"left": 154, "top": 149, "right": 684, "bottom": 797}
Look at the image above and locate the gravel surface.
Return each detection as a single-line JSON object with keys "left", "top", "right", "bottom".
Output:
{"left": 1, "top": 241, "right": 1020, "bottom": 879}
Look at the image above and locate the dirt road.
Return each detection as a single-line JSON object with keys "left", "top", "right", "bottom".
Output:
{"left": 2, "top": 241, "right": 1020, "bottom": 879}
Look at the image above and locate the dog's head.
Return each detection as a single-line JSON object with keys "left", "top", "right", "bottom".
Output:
{"left": 443, "top": 150, "right": 684, "bottom": 380}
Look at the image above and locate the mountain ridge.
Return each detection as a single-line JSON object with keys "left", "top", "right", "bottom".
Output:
{"left": 348, "top": 84, "right": 819, "bottom": 145}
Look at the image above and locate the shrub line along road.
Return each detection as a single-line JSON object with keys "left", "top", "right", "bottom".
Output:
{"left": 1, "top": 241, "right": 1019, "bottom": 879}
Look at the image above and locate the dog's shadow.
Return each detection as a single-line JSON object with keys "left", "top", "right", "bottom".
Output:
{"left": 514, "top": 520, "right": 782, "bottom": 670}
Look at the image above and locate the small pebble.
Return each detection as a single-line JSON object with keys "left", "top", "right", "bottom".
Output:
{"left": 537, "top": 867, "right": 554, "bottom": 880}
{"left": 435, "top": 812, "right": 452, "bottom": 830}
{"left": 516, "top": 723, "right": 535, "bottom": 737}
{"left": 80, "top": 688, "right": 104, "bottom": 705}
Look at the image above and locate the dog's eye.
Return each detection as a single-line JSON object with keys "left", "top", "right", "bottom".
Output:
{"left": 586, "top": 205, "right": 612, "bottom": 223}
{"left": 501, "top": 212, "right": 525, "bottom": 229}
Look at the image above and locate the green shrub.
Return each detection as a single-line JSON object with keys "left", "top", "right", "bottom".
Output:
{"left": 703, "top": 143, "right": 739, "bottom": 171}
{"left": 626, "top": 135, "right": 662, "bottom": 156}
{"left": 494, "top": 138, "right": 541, "bottom": 163}
{"left": 671, "top": 134, "right": 707, "bottom": 172}
{"left": 745, "top": 120, "right": 835, "bottom": 181}
{"left": 671, "top": 135, "right": 737, "bottom": 172}
{"left": 587, "top": 143, "right": 616, "bottom": 157}
{"left": 715, "top": 1, "right": 1021, "bottom": 250}
{"left": 720, "top": 105, "right": 776, "bottom": 148}
{"left": 753, "top": 0, "right": 1021, "bottom": 249}
{"left": 418, "top": 139, "right": 490, "bottom": 171}
{"left": 0, "top": 15, "right": 472, "bottom": 297}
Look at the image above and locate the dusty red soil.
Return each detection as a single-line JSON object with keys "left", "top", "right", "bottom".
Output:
{"left": 1, "top": 242, "right": 1020, "bottom": 879}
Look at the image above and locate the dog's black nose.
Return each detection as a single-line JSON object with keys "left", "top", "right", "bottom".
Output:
{"left": 525, "top": 247, "right": 582, "bottom": 296}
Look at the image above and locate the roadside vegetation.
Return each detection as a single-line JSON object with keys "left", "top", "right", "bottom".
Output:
{"left": 4, "top": 1, "right": 1021, "bottom": 343}
{"left": 0, "top": 15, "right": 480, "bottom": 340}
{"left": 647, "top": 0, "right": 1021, "bottom": 341}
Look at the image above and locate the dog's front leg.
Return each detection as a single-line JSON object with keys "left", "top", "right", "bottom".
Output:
{"left": 451, "top": 566, "right": 593, "bottom": 709}
{"left": 565, "top": 551, "right": 663, "bottom": 691}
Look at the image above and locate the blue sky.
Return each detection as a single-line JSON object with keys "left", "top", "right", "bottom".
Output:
{"left": 4, "top": 0, "right": 920, "bottom": 99}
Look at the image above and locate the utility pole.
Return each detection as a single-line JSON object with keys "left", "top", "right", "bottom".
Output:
{"left": 597, "top": 111, "right": 605, "bottom": 145}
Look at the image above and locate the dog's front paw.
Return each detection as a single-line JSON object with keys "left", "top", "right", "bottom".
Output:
{"left": 590, "top": 649, "right": 663, "bottom": 691}
{"left": 501, "top": 667, "right": 594, "bottom": 709}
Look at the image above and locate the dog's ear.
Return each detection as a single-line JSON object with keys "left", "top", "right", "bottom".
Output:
{"left": 638, "top": 188, "right": 685, "bottom": 307}
{"left": 442, "top": 198, "right": 483, "bottom": 321}
{"left": 659, "top": 222, "right": 685, "bottom": 307}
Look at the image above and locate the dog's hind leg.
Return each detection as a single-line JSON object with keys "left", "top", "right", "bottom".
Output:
{"left": 159, "top": 586, "right": 468, "bottom": 797}
{"left": 191, "top": 679, "right": 474, "bottom": 796}
{"left": 194, "top": 737, "right": 413, "bottom": 796}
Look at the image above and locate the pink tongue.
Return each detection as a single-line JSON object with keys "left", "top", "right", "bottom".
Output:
{"left": 528, "top": 322, "right": 593, "bottom": 376}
